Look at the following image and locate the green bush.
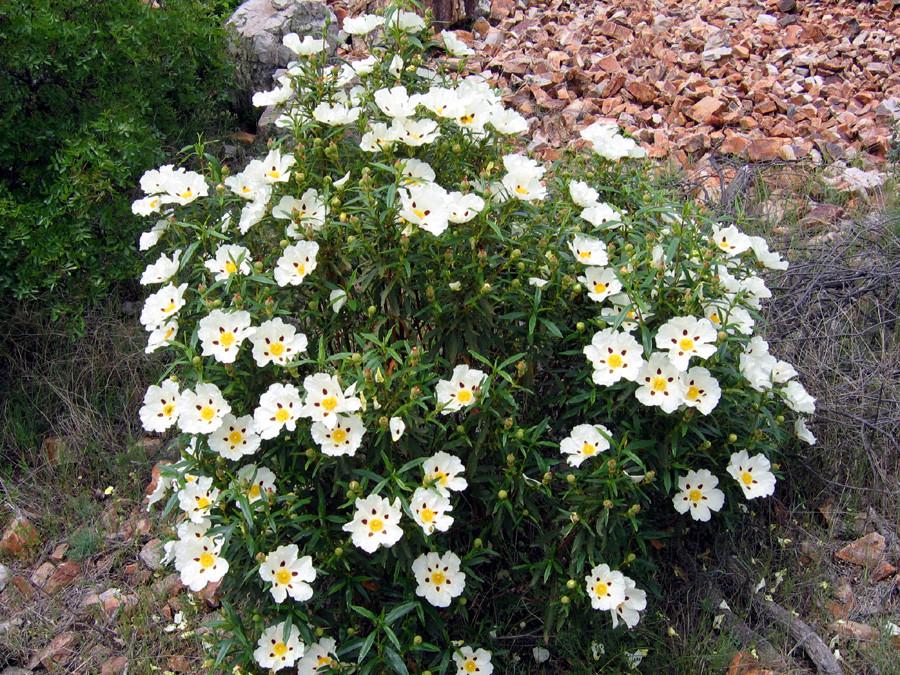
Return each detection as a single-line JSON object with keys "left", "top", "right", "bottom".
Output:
{"left": 0, "top": 0, "right": 233, "bottom": 323}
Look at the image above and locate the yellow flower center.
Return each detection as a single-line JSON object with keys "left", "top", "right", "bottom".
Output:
{"left": 269, "top": 342, "right": 285, "bottom": 356}
{"left": 607, "top": 353, "right": 623, "bottom": 369}
{"left": 688, "top": 489, "right": 703, "bottom": 503}
{"left": 163, "top": 301, "right": 177, "bottom": 314}
{"left": 460, "top": 113, "right": 474, "bottom": 124}
{"left": 272, "top": 642, "right": 288, "bottom": 657}
{"left": 368, "top": 517, "right": 384, "bottom": 533}
{"left": 200, "top": 406, "right": 216, "bottom": 421}
{"left": 651, "top": 376, "right": 668, "bottom": 393}
{"left": 275, "top": 408, "right": 290, "bottom": 423}
{"left": 412, "top": 208, "right": 427, "bottom": 219}
{"left": 331, "top": 428, "right": 348, "bottom": 444}
{"left": 196, "top": 496, "right": 211, "bottom": 510}
{"left": 578, "top": 250, "right": 591, "bottom": 259}
{"left": 321, "top": 396, "right": 338, "bottom": 412}
{"left": 219, "top": 331, "right": 235, "bottom": 348}
{"left": 294, "top": 263, "right": 306, "bottom": 276}
{"left": 228, "top": 430, "right": 243, "bottom": 445}
{"left": 515, "top": 185, "right": 529, "bottom": 195}
{"left": 710, "top": 312, "right": 721, "bottom": 325}
{"left": 198, "top": 552, "right": 215, "bottom": 569}
{"left": 248, "top": 484, "right": 261, "bottom": 499}
{"left": 434, "top": 470, "right": 448, "bottom": 486}
{"left": 465, "top": 660, "right": 478, "bottom": 673}
{"left": 241, "top": 185, "right": 252, "bottom": 194}
{"left": 594, "top": 581, "right": 609, "bottom": 597}
{"left": 224, "top": 260, "right": 238, "bottom": 274}
{"left": 456, "top": 389, "right": 473, "bottom": 404}
{"left": 163, "top": 326, "right": 175, "bottom": 340}
{"left": 317, "top": 656, "right": 334, "bottom": 667}
{"left": 430, "top": 570, "right": 446, "bottom": 585}
{"left": 267, "top": 169, "right": 281, "bottom": 180}
{"left": 593, "top": 282, "right": 607, "bottom": 294}
{"left": 741, "top": 471, "right": 753, "bottom": 486}
{"left": 162, "top": 402, "right": 176, "bottom": 417}
{"left": 679, "top": 337, "right": 695, "bottom": 351}
{"left": 581, "top": 442, "right": 596, "bottom": 456}
{"left": 275, "top": 569, "right": 292, "bottom": 585}
{"left": 420, "top": 507, "right": 435, "bottom": 523}
{"left": 685, "top": 385, "right": 700, "bottom": 401}
{"left": 179, "top": 188, "right": 193, "bottom": 199}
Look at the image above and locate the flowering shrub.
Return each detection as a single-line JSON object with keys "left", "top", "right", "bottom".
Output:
{"left": 135, "top": 5, "right": 816, "bottom": 672}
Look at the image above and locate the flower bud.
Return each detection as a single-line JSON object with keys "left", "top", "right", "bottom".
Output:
{"left": 473, "top": 538, "right": 483, "bottom": 549}
{"left": 516, "top": 360, "right": 527, "bottom": 378}
{"left": 576, "top": 321, "right": 586, "bottom": 332}
{"left": 378, "top": 416, "right": 389, "bottom": 429}
{"left": 627, "top": 504, "right": 641, "bottom": 516}
{"left": 624, "top": 552, "right": 637, "bottom": 564}
{"left": 506, "top": 453, "right": 515, "bottom": 466}
{"left": 514, "top": 429, "right": 525, "bottom": 440}
{"left": 330, "top": 196, "right": 341, "bottom": 208}
{"left": 566, "top": 473, "right": 576, "bottom": 484}
{"left": 305, "top": 447, "right": 315, "bottom": 458}
{"left": 367, "top": 305, "right": 377, "bottom": 317}
{"left": 458, "top": 597, "right": 467, "bottom": 606}
{"left": 570, "top": 511, "right": 580, "bottom": 523}
{"left": 603, "top": 499, "right": 613, "bottom": 510}
{"left": 410, "top": 386, "right": 421, "bottom": 400}
{"left": 191, "top": 356, "right": 202, "bottom": 367}
{"left": 503, "top": 417, "right": 514, "bottom": 430}
{"left": 728, "top": 433, "right": 738, "bottom": 443}
{"left": 560, "top": 595, "right": 570, "bottom": 605}
{"left": 413, "top": 635, "right": 423, "bottom": 646}
{"left": 566, "top": 579, "right": 577, "bottom": 589}
{"left": 279, "top": 239, "right": 290, "bottom": 248}
{"left": 315, "top": 627, "right": 325, "bottom": 638}
{"left": 497, "top": 489, "right": 508, "bottom": 500}
{"left": 255, "top": 552, "right": 266, "bottom": 563}
{"left": 510, "top": 249, "right": 521, "bottom": 260}
{"left": 776, "top": 415, "right": 785, "bottom": 423}
{"left": 542, "top": 472, "right": 552, "bottom": 484}
{"left": 334, "top": 546, "right": 343, "bottom": 557}
{"left": 717, "top": 330, "right": 727, "bottom": 341}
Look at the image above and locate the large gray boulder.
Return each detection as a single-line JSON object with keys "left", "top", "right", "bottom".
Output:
{"left": 227, "top": 0, "right": 338, "bottom": 115}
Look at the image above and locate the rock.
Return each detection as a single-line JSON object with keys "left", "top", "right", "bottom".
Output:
{"left": 472, "top": 17, "right": 490, "bottom": 38}
{"left": 778, "top": 0, "right": 797, "bottom": 12}
{"left": 0, "top": 517, "right": 40, "bottom": 558}
{"left": 720, "top": 135, "right": 750, "bottom": 155}
{"left": 41, "top": 436, "right": 65, "bottom": 466}
{"left": 195, "top": 579, "right": 222, "bottom": 607}
{"left": 872, "top": 560, "right": 897, "bottom": 582}
{"left": 836, "top": 532, "right": 886, "bottom": 568}
{"left": 626, "top": 81, "right": 657, "bottom": 104}
{"left": 100, "top": 656, "right": 129, "bottom": 675}
{"left": 226, "top": 0, "right": 338, "bottom": 113}
{"left": 1, "top": 668, "right": 34, "bottom": 675}
{"left": 139, "top": 538, "right": 165, "bottom": 571}
{"left": 30, "top": 561, "right": 56, "bottom": 588}
{"left": 167, "top": 655, "right": 192, "bottom": 672}
{"left": 688, "top": 96, "right": 724, "bottom": 125}
{"left": 27, "top": 631, "right": 78, "bottom": 670}
{"left": 490, "top": 0, "right": 515, "bottom": 20}
{"left": 830, "top": 619, "right": 878, "bottom": 641}
{"left": 801, "top": 203, "right": 845, "bottom": 228}
{"left": 49, "top": 543, "right": 68, "bottom": 562}
{"left": 44, "top": 561, "right": 80, "bottom": 595}
{"left": 747, "top": 138, "right": 784, "bottom": 161}
{"left": 152, "top": 573, "right": 184, "bottom": 599}
{"left": 99, "top": 588, "right": 126, "bottom": 620}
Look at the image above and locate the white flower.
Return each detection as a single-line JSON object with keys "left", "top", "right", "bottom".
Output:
{"left": 580, "top": 122, "right": 646, "bottom": 161}
{"left": 727, "top": 451, "right": 777, "bottom": 500}
{"left": 423, "top": 452, "right": 468, "bottom": 496}
{"left": 237, "top": 464, "right": 277, "bottom": 503}
{"left": 238, "top": 197, "right": 270, "bottom": 234}
{"left": 712, "top": 225, "right": 751, "bottom": 257}
{"left": 177, "top": 383, "right": 230, "bottom": 434}
{"left": 348, "top": 55, "right": 377, "bottom": 77}
{"left": 782, "top": 380, "right": 816, "bottom": 414}
{"left": 585, "top": 563, "right": 627, "bottom": 610}
{"left": 795, "top": 418, "right": 816, "bottom": 445}
{"left": 204, "top": 244, "right": 252, "bottom": 282}
{"left": 254, "top": 621, "right": 305, "bottom": 671}
{"left": 252, "top": 81, "right": 293, "bottom": 107}
{"left": 399, "top": 183, "right": 450, "bottom": 235}
{"left": 569, "top": 180, "right": 599, "bottom": 207}
{"left": 387, "top": 9, "right": 426, "bottom": 32}
{"left": 679, "top": 367, "right": 721, "bottom": 415}
{"left": 178, "top": 476, "right": 219, "bottom": 523}
{"left": 410, "top": 487, "right": 454, "bottom": 535}
{"left": 343, "top": 494, "right": 404, "bottom": 553}
{"left": 302, "top": 373, "right": 362, "bottom": 428}
{"left": 581, "top": 202, "right": 623, "bottom": 228}
{"left": 398, "top": 117, "right": 440, "bottom": 146}
{"left": 583, "top": 328, "right": 645, "bottom": 386}
{"left": 578, "top": 267, "right": 622, "bottom": 303}
{"left": 132, "top": 195, "right": 164, "bottom": 217}
{"left": 497, "top": 153, "right": 546, "bottom": 201}
{"left": 296, "top": 637, "right": 339, "bottom": 674}
{"left": 740, "top": 275, "right": 772, "bottom": 309}
{"left": 312, "top": 100, "right": 360, "bottom": 125}
{"left": 208, "top": 414, "right": 260, "bottom": 460}
{"left": 490, "top": 106, "right": 528, "bottom": 135}
{"left": 329, "top": 288, "right": 347, "bottom": 313}
{"left": 748, "top": 235, "right": 788, "bottom": 270}
{"left": 453, "top": 646, "right": 493, "bottom": 675}
{"left": 283, "top": 32, "right": 325, "bottom": 55}
{"left": 311, "top": 413, "right": 365, "bottom": 456}
{"left": 610, "top": 576, "right": 647, "bottom": 629}
{"left": 739, "top": 336, "right": 777, "bottom": 391}
{"left": 273, "top": 189, "right": 328, "bottom": 234}
{"left": 225, "top": 162, "right": 268, "bottom": 200}
{"left": 455, "top": 95, "right": 494, "bottom": 134}
{"left": 140, "top": 282, "right": 187, "bottom": 330}
{"left": 528, "top": 277, "right": 548, "bottom": 288}
{"left": 250, "top": 318, "right": 307, "bottom": 367}
{"left": 436, "top": 365, "right": 487, "bottom": 414}
{"left": 654, "top": 316, "right": 718, "bottom": 371}
{"left": 388, "top": 54, "right": 404, "bottom": 77}
{"left": 418, "top": 87, "right": 460, "bottom": 118}
{"left": 703, "top": 301, "right": 754, "bottom": 335}
{"left": 374, "top": 85, "right": 417, "bottom": 118}
{"left": 254, "top": 383, "right": 303, "bottom": 439}
{"left": 197, "top": 309, "right": 255, "bottom": 364}
{"left": 139, "top": 219, "right": 168, "bottom": 250}
{"left": 441, "top": 30, "right": 474, "bottom": 56}
{"left": 343, "top": 13, "right": 384, "bottom": 35}
{"left": 159, "top": 171, "right": 208, "bottom": 206}
{"left": 635, "top": 353, "right": 686, "bottom": 413}
{"left": 560, "top": 424, "right": 612, "bottom": 467}
{"left": 162, "top": 519, "right": 209, "bottom": 563}
{"left": 569, "top": 234, "right": 608, "bottom": 265}
{"left": 139, "top": 380, "right": 180, "bottom": 433}
{"left": 673, "top": 469, "right": 725, "bottom": 521}
{"left": 146, "top": 319, "right": 179, "bottom": 354}
{"left": 389, "top": 416, "right": 405, "bottom": 441}
{"left": 274, "top": 241, "right": 319, "bottom": 287}
{"left": 360, "top": 121, "right": 401, "bottom": 152}
{"left": 261, "top": 148, "right": 295, "bottom": 183}
{"left": 602, "top": 293, "right": 651, "bottom": 332}
{"left": 174, "top": 535, "right": 228, "bottom": 592}
{"left": 140, "top": 250, "right": 181, "bottom": 285}
{"left": 412, "top": 551, "right": 465, "bottom": 607}
{"left": 140, "top": 164, "right": 181, "bottom": 195}
{"left": 259, "top": 544, "right": 316, "bottom": 603}
{"left": 400, "top": 158, "right": 435, "bottom": 185}
{"left": 771, "top": 360, "right": 798, "bottom": 384}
